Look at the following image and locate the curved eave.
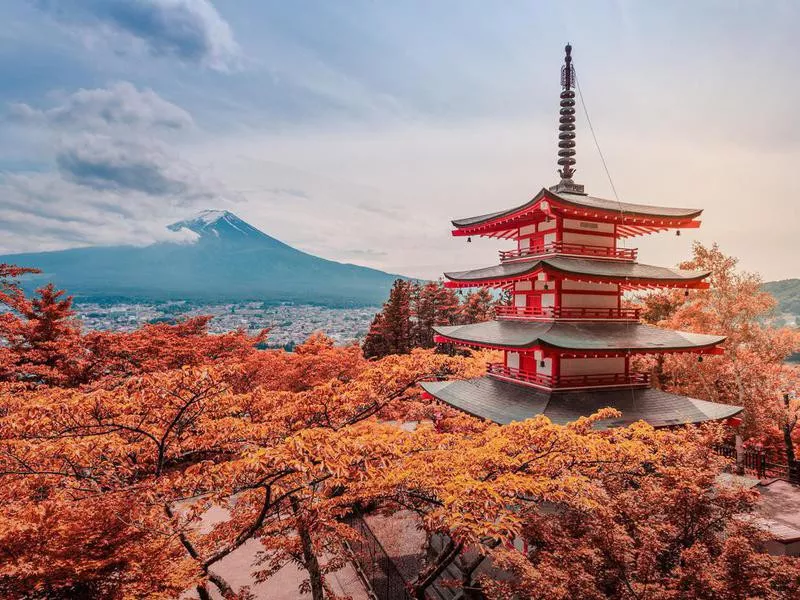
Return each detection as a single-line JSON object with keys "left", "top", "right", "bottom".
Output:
{"left": 432, "top": 321, "right": 726, "bottom": 354}
{"left": 451, "top": 188, "right": 703, "bottom": 238}
{"left": 420, "top": 377, "right": 743, "bottom": 429}
{"left": 433, "top": 331, "right": 726, "bottom": 354}
{"left": 443, "top": 259, "right": 711, "bottom": 290}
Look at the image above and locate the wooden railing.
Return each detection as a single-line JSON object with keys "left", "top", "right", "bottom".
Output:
{"left": 487, "top": 363, "right": 650, "bottom": 390}
{"left": 499, "top": 241, "right": 637, "bottom": 262}
{"left": 712, "top": 444, "right": 799, "bottom": 482}
{"left": 495, "top": 305, "right": 641, "bottom": 321}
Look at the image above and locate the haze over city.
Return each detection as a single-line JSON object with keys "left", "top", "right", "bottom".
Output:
{"left": 1, "top": 1, "right": 798, "bottom": 281}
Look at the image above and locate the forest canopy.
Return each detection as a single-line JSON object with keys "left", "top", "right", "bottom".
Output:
{"left": 1, "top": 251, "right": 799, "bottom": 600}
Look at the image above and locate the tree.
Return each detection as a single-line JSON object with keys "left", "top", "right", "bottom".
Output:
{"left": 0, "top": 265, "right": 266, "bottom": 388}
{"left": 0, "top": 317, "right": 489, "bottom": 599}
{"left": 0, "top": 281, "right": 84, "bottom": 386}
{"left": 373, "top": 418, "right": 800, "bottom": 600}
{"left": 413, "top": 281, "right": 461, "bottom": 348}
{"left": 637, "top": 243, "right": 800, "bottom": 443}
{"left": 2, "top": 261, "right": 797, "bottom": 599}
{"left": 364, "top": 281, "right": 496, "bottom": 358}
{"left": 461, "top": 287, "right": 496, "bottom": 323}
{"left": 363, "top": 279, "right": 414, "bottom": 358}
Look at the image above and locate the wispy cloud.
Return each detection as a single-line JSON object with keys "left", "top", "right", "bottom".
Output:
{"left": 8, "top": 82, "right": 193, "bottom": 131}
{"left": 34, "top": 0, "right": 240, "bottom": 70}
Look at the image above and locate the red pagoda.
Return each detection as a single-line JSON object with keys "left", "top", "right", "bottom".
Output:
{"left": 421, "top": 45, "right": 742, "bottom": 429}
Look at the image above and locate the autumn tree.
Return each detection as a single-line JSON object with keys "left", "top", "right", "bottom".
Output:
{"left": 637, "top": 243, "right": 800, "bottom": 444}
{"left": 0, "top": 265, "right": 267, "bottom": 387}
{"left": 366, "top": 416, "right": 800, "bottom": 600}
{"left": 0, "top": 318, "right": 489, "bottom": 599}
{"left": 475, "top": 423, "right": 800, "bottom": 600}
{"left": 0, "top": 279, "right": 84, "bottom": 386}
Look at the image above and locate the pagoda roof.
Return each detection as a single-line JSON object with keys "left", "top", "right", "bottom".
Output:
{"left": 451, "top": 188, "right": 703, "bottom": 237}
{"left": 444, "top": 256, "right": 709, "bottom": 288}
{"left": 420, "top": 376, "right": 742, "bottom": 428}
{"left": 433, "top": 320, "right": 725, "bottom": 352}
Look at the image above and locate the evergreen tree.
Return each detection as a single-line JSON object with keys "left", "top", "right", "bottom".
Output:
{"left": 461, "top": 287, "right": 495, "bottom": 323}
{"left": 362, "top": 279, "right": 413, "bottom": 358}
{"left": 413, "top": 281, "right": 460, "bottom": 348}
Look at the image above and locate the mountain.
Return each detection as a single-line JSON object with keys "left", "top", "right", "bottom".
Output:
{"left": 0, "top": 210, "right": 403, "bottom": 306}
{"left": 763, "top": 279, "right": 800, "bottom": 318}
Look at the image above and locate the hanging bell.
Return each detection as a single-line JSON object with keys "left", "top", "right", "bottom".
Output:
{"left": 676, "top": 230, "right": 681, "bottom": 237}
{"left": 698, "top": 355, "right": 703, "bottom": 363}
{"left": 684, "top": 289, "right": 689, "bottom": 298}
{"left": 467, "top": 236, "right": 472, "bottom": 243}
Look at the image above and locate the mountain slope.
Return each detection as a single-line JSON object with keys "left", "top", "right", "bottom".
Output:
{"left": 763, "top": 279, "right": 800, "bottom": 317}
{"left": 1, "top": 211, "right": 402, "bottom": 306}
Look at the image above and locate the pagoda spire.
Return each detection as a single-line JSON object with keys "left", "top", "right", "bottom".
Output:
{"left": 550, "top": 43, "right": 585, "bottom": 195}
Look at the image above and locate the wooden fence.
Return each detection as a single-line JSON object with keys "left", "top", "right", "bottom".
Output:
{"left": 712, "top": 444, "right": 798, "bottom": 481}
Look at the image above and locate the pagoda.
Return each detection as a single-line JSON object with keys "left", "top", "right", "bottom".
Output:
{"left": 421, "top": 45, "right": 742, "bottom": 429}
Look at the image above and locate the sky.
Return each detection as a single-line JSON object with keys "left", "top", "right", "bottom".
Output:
{"left": 0, "top": 0, "right": 798, "bottom": 281}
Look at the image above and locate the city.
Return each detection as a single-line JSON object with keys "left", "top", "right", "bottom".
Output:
{"left": 72, "top": 301, "right": 379, "bottom": 348}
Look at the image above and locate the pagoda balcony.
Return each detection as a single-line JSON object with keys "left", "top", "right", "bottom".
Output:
{"left": 494, "top": 305, "right": 641, "bottom": 322}
{"left": 499, "top": 242, "right": 637, "bottom": 262}
{"left": 486, "top": 363, "right": 650, "bottom": 390}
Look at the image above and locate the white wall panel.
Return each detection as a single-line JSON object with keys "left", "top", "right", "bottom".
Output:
{"left": 560, "top": 357, "right": 625, "bottom": 376}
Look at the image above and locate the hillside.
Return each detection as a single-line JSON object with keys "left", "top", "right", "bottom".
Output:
{"left": 763, "top": 279, "right": 800, "bottom": 317}
{"left": 0, "top": 210, "right": 402, "bottom": 306}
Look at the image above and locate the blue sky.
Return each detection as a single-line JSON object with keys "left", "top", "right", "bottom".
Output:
{"left": 0, "top": 1, "right": 798, "bottom": 280}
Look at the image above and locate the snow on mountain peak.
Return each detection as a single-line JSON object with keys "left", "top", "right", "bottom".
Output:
{"left": 195, "top": 209, "right": 231, "bottom": 225}
{"left": 166, "top": 210, "right": 287, "bottom": 247}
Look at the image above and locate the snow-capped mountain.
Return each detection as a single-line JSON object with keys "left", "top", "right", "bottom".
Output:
{"left": 1, "top": 211, "right": 402, "bottom": 306}
{"left": 168, "top": 210, "right": 283, "bottom": 243}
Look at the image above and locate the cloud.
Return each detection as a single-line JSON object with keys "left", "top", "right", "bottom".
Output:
{"left": 0, "top": 82, "right": 233, "bottom": 252}
{"left": 8, "top": 82, "right": 193, "bottom": 131}
{"left": 34, "top": 0, "right": 239, "bottom": 70}
{"left": 0, "top": 171, "right": 200, "bottom": 255}
{"left": 56, "top": 135, "right": 194, "bottom": 196}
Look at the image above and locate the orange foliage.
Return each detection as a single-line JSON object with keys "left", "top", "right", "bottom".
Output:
{"left": 1, "top": 263, "right": 798, "bottom": 599}
{"left": 637, "top": 243, "right": 800, "bottom": 447}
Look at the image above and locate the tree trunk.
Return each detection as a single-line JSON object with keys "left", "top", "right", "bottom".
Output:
{"left": 412, "top": 537, "right": 463, "bottom": 600}
{"left": 292, "top": 498, "right": 325, "bottom": 600}
{"left": 459, "top": 552, "right": 486, "bottom": 599}
{"left": 654, "top": 354, "right": 666, "bottom": 389}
